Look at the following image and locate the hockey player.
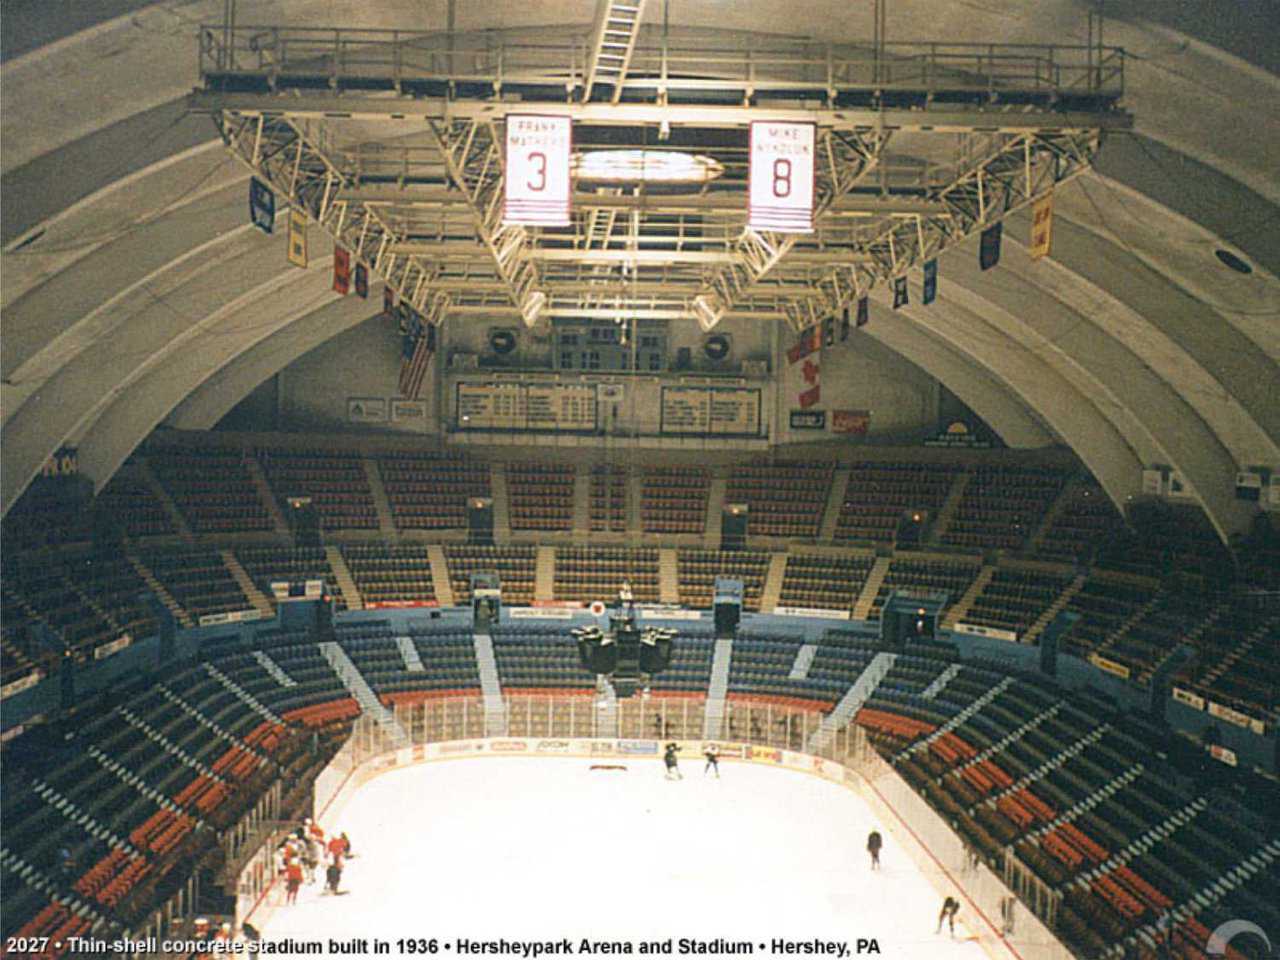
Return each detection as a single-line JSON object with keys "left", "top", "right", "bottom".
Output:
{"left": 704, "top": 746, "right": 720, "bottom": 778}
{"left": 284, "top": 859, "right": 303, "bottom": 905}
{"left": 936, "top": 896, "right": 961, "bottom": 936}
{"left": 866, "top": 830, "right": 882, "bottom": 871}
{"left": 325, "top": 855, "right": 343, "bottom": 895}
{"left": 663, "top": 742, "right": 683, "bottom": 780}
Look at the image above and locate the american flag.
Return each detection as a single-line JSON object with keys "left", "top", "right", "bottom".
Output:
{"left": 398, "top": 306, "right": 434, "bottom": 400}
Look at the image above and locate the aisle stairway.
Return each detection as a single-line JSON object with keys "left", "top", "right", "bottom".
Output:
{"left": 788, "top": 644, "right": 817, "bottom": 680}
{"left": 703, "top": 469, "right": 727, "bottom": 549}
{"left": 819, "top": 468, "right": 851, "bottom": 541}
{"left": 852, "top": 556, "right": 892, "bottom": 621}
{"left": 534, "top": 547, "right": 556, "bottom": 602}
{"left": 759, "top": 553, "right": 788, "bottom": 613}
{"left": 426, "top": 544, "right": 456, "bottom": 607}
{"left": 395, "top": 635, "right": 425, "bottom": 673}
{"left": 808, "top": 651, "right": 897, "bottom": 752}
{"left": 324, "top": 546, "right": 363, "bottom": 610}
{"left": 220, "top": 550, "right": 274, "bottom": 617}
{"left": 204, "top": 662, "right": 282, "bottom": 725}
{"left": 941, "top": 563, "right": 995, "bottom": 629}
{"left": 319, "top": 642, "right": 410, "bottom": 747}
{"left": 658, "top": 549, "right": 679, "bottom": 604}
{"left": 128, "top": 555, "right": 193, "bottom": 629}
{"left": 490, "top": 464, "right": 512, "bottom": 542}
{"left": 571, "top": 463, "right": 591, "bottom": 536}
{"left": 703, "top": 638, "right": 734, "bottom": 739}
{"left": 253, "top": 650, "right": 296, "bottom": 687}
{"left": 363, "top": 458, "right": 397, "bottom": 535}
{"left": 243, "top": 453, "right": 290, "bottom": 536}
{"left": 472, "top": 632, "right": 506, "bottom": 736}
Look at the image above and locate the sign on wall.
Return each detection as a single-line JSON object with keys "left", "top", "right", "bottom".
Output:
{"left": 456, "top": 382, "right": 597, "bottom": 432}
{"left": 391, "top": 400, "right": 427, "bottom": 423}
{"left": 504, "top": 115, "right": 572, "bottom": 227}
{"left": 748, "top": 121, "right": 816, "bottom": 233}
{"left": 660, "top": 386, "right": 762, "bottom": 437}
{"left": 832, "top": 410, "right": 871, "bottom": 436}
{"left": 347, "top": 397, "right": 388, "bottom": 424}
{"left": 790, "top": 410, "right": 826, "bottom": 430}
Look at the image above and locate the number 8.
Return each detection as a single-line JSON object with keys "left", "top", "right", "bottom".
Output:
{"left": 773, "top": 159, "right": 792, "bottom": 198}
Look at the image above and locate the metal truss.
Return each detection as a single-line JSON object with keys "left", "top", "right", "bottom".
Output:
{"left": 426, "top": 118, "right": 548, "bottom": 326}
{"left": 197, "top": 23, "right": 1128, "bottom": 334}
{"left": 796, "top": 129, "right": 1101, "bottom": 328}
{"left": 217, "top": 113, "right": 453, "bottom": 323}
{"left": 691, "top": 127, "right": 886, "bottom": 331}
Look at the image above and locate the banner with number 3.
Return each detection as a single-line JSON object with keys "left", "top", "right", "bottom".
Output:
{"left": 504, "top": 114, "right": 572, "bottom": 227}
{"left": 748, "top": 121, "right": 816, "bottom": 234}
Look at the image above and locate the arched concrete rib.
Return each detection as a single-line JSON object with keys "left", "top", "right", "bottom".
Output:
{"left": 166, "top": 298, "right": 396, "bottom": 432}
{"left": 859, "top": 322, "right": 1056, "bottom": 450}
{"left": 2, "top": 227, "right": 338, "bottom": 515}
{"left": 2, "top": 178, "right": 254, "bottom": 383}
{"left": 866, "top": 294, "right": 1146, "bottom": 514}
{"left": 1042, "top": 215, "right": 1280, "bottom": 449}
{"left": 1052, "top": 175, "right": 1280, "bottom": 364}
{"left": 76, "top": 275, "right": 358, "bottom": 491}
{"left": 999, "top": 231, "right": 1279, "bottom": 469}
{"left": 934, "top": 258, "right": 1253, "bottom": 542}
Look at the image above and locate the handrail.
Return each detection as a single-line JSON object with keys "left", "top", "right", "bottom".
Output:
{"left": 197, "top": 24, "right": 1125, "bottom": 99}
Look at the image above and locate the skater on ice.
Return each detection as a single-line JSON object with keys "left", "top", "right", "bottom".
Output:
{"left": 704, "top": 746, "right": 720, "bottom": 778}
{"left": 936, "top": 896, "right": 961, "bottom": 936}
{"left": 866, "top": 829, "right": 882, "bottom": 871}
{"left": 664, "top": 742, "right": 683, "bottom": 780}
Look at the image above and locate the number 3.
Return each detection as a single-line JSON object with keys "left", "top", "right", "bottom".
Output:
{"left": 527, "top": 151, "right": 547, "bottom": 192}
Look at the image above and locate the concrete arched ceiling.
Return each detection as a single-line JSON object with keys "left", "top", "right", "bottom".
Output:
{"left": 2, "top": 0, "right": 1277, "bottom": 543}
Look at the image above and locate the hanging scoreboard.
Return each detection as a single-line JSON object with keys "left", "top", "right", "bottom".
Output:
{"left": 504, "top": 115, "right": 572, "bottom": 226}
{"left": 748, "top": 121, "right": 816, "bottom": 233}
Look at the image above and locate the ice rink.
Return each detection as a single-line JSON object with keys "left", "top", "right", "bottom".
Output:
{"left": 259, "top": 756, "right": 990, "bottom": 959}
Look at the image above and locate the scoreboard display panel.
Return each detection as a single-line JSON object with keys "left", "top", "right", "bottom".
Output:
{"left": 456, "top": 381, "right": 597, "bottom": 432}
{"left": 660, "top": 386, "right": 762, "bottom": 437}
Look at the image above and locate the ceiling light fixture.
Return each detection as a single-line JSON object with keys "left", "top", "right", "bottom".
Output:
{"left": 574, "top": 149, "right": 724, "bottom": 184}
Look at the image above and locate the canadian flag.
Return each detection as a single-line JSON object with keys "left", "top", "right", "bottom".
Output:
{"left": 788, "top": 326, "right": 821, "bottom": 409}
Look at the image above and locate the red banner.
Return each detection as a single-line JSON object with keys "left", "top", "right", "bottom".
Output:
{"left": 333, "top": 247, "right": 351, "bottom": 294}
{"left": 832, "top": 409, "right": 870, "bottom": 435}
{"left": 363, "top": 600, "right": 439, "bottom": 610}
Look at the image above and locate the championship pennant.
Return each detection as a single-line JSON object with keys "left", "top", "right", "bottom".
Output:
{"left": 333, "top": 247, "right": 351, "bottom": 295}
{"left": 503, "top": 115, "right": 572, "bottom": 226}
{"left": 1029, "top": 194, "right": 1054, "bottom": 260}
{"left": 980, "top": 221, "right": 1003, "bottom": 271}
{"left": 922, "top": 259, "right": 938, "bottom": 305}
{"left": 249, "top": 179, "right": 275, "bottom": 234}
{"left": 893, "top": 276, "right": 908, "bottom": 309}
{"left": 748, "top": 121, "right": 816, "bottom": 233}
{"left": 287, "top": 210, "right": 307, "bottom": 267}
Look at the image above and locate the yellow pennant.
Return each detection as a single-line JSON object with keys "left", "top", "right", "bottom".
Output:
{"left": 287, "top": 209, "right": 308, "bottom": 268}
{"left": 1029, "top": 193, "right": 1054, "bottom": 260}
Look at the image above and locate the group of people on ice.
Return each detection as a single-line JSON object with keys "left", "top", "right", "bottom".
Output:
{"left": 277, "top": 818, "right": 352, "bottom": 903}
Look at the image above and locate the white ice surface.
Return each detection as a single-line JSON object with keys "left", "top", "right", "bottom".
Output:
{"left": 259, "top": 758, "right": 989, "bottom": 959}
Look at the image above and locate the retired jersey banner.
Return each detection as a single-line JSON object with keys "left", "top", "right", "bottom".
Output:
{"left": 839, "top": 305, "right": 851, "bottom": 341}
{"left": 786, "top": 325, "right": 821, "bottom": 365}
{"left": 249, "top": 178, "right": 275, "bottom": 234}
{"left": 856, "top": 295, "right": 869, "bottom": 328}
{"left": 354, "top": 263, "right": 369, "bottom": 299}
{"left": 504, "top": 115, "right": 571, "bottom": 226}
{"left": 980, "top": 221, "right": 1003, "bottom": 271}
{"left": 748, "top": 121, "right": 816, "bottom": 233}
{"left": 383, "top": 284, "right": 397, "bottom": 317}
{"left": 287, "top": 210, "right": 308, "bottom": 267}
{"left": 1029, "top": 194, "right": 1054, "bottom": 260}
{"left": 893, "top": 275, "right": 908, "bottom": 309}
{"left": 922, "top": 258, "right": 938, "bottom": 305}
{"left": 333, "top": 247, "right": 351, "bottom": 294}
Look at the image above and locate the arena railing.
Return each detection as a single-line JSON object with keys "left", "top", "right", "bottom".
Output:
{"left": 255, "top": 694, "right": 1073, "bottom": 960}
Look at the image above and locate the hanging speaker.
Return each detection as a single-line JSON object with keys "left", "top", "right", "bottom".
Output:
{"left": 703, "top": 333, "right": 731, "bottom": 361}
{"left": 488, "top": 328, "right": 517, "bottom": 355}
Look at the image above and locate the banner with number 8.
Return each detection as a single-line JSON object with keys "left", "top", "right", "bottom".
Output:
{"left": 504, "top": 114, "right": 572, "bottom": 227}
{"left": 748, "top": 121, "right": 816, "bottom": 233}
